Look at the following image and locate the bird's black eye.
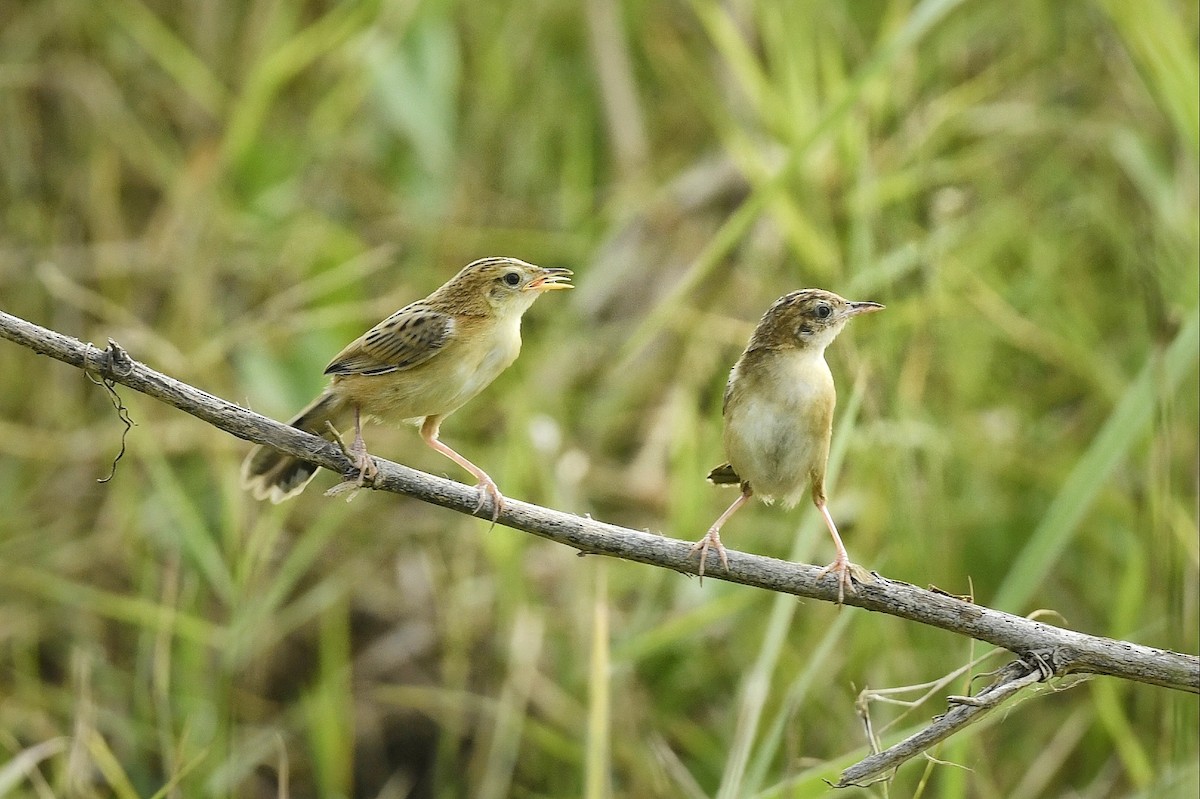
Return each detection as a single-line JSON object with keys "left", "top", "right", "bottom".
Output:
{"left": 815, "top": 304, "right": 832, "bottom": 319}
{"left": 502, "top": 271, "right": 521, "bottom": 287}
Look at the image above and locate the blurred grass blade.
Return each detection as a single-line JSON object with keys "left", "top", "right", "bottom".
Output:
{"left": 143, "top": 451, "right": 236, "bottom": 606}
{"left": 1098, "top": 0, "right": 1200, "bottom": 155}
{"left": 221, "top": 2, "right": 377, "bottom": 168}
{"left": 362, "top": 20, "right": 460, "bottom": 178}
{"left": 687, "top": 0, "right": 780, "bottom": 126}
{"left": 477, "top": 608, "right": 544, "bottom": 799}
{"left": 144, "top": 737, "right": 209, "bottom": 799}
{"left": 743, "top": 609, "right": 855, "bottom": 793}
{"left": 784, "top": 0, "right": 969, "bottom": 169}
{"left": 104, "top": 0, "right": 228, "bottom": 114}
{"left": 83, "top": 729, "right": 141, "bottom": 799}
{"left": 1092, "top": 680, "right": 1153, "bottom": 788}
{"left": 612, "top": 191, "right": 767, "bottom": 372}
{"left": 0, "top": 738, "right": 68, "bottom": 796}
{"left": 994, "top": 307, "right": 1199, "bottom": 612}
{"left": 304, "top": 599, "right": 353, "bottom": 798}
{"left": 585, "top": 564, "right": 612, "bottom": 799}
{"left": 0, "top": 564, "right": 221, "bottom": 645}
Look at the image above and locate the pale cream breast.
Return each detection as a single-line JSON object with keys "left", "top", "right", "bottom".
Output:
{"left": 723, "top": 347, "right": 835, "bottom": 504}
{"left": 446, "top": 315, "right": 523, "bottom": 406}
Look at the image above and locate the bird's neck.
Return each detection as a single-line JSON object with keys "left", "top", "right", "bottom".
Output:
{"left": 736, "top": 344, "right": 831, "bottom": 391}
{"left": 746, "top": 339, "right": 830, "bottom": 362}
{"left": 427, "top": 286, "right": 539, "bottom": 322}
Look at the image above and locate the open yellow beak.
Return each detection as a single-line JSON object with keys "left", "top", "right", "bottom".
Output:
{"left": 527, "top": 267, "right": 574, "bottom": 291}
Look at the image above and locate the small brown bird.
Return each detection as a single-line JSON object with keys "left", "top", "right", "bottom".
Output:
{"left": 692, "top": 288, "right": 883, "bottom": 602}
{"left": 242, "top": 257, "right": 572, "bottom": 513}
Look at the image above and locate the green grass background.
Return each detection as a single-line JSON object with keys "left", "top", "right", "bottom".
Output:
{"left": 1, "top": 0, "right": 1197, "bottom": 797}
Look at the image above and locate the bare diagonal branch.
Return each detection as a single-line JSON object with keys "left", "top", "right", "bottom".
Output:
{"left": 2, "top": 307, "right": 1197, "bottom": 703}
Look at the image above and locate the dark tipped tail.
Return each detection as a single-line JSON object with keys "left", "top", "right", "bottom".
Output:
{"left": 707, "top": 462, "right": 741, "bottom": 485}
{"left": 242, "top": 392, "right": 346, "bottom": 503}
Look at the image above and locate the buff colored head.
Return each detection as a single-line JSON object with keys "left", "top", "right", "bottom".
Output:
{"left": 748, "top": 288, "right": 883, "bottom": 352}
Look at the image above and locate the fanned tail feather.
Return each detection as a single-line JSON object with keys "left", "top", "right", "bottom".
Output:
{"left": 707, "top": 462, "right": 741, "bottom": 485}
{"left": 242, "top": 392, "right": 347, "bottom": 503}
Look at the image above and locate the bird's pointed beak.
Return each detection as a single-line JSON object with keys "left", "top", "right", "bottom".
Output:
{"left": 526, "top": 267, "right": 574, "bottom": 291}
{"left": 845, "top": 301, "right": 884, "bottom": 317}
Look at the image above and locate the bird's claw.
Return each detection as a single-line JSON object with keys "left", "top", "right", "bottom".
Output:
{"left": 345, "top": 430, "right": 378, "bottom": 488}
{"left": 354, "top": 455, "right": 378, "bottom": 487}
{"left": 325, "top": 434, "right": 377, "bottom": 500}
{"left": 817, "top": 555, "right": 861, "bottom": 606}
{"left": 689, "top": 529, "right": 729, "bottom": 582}
{"left": 473, "top": 477, "right": 504, "bottom": 524}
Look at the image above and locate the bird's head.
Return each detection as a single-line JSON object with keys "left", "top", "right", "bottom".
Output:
{"left": 751, "top": 288, "right": 883, "bottom": 352}
{"left": 435, "top": 257, "right": 573, "bottom": 316}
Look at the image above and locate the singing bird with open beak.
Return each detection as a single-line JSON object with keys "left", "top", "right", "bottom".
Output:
{"left": 242, "top": 257, "right": 572, "bottom": 515}
{"left": 693, "top": 288, "right": 883, "bottom": 602}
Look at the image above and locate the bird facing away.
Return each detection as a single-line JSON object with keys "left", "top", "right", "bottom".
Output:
{"left": 692, "top": 288, "right": 883, "bottom": 602}
{"left": 242, "top": 257, "right": 572, "bottom": 514}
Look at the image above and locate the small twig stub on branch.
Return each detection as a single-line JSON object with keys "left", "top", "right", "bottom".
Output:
{"left": 85, "top": 338, "right": 137, "bottom": 483}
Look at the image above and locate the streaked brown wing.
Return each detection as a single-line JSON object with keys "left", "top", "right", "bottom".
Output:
{"left": 324, "top": 303, "right": 455, "bottom": 376}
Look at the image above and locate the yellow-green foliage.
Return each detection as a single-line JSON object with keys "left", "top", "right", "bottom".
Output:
{"left": 0, "top": 1, "right": 1196, "bottom": 797}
